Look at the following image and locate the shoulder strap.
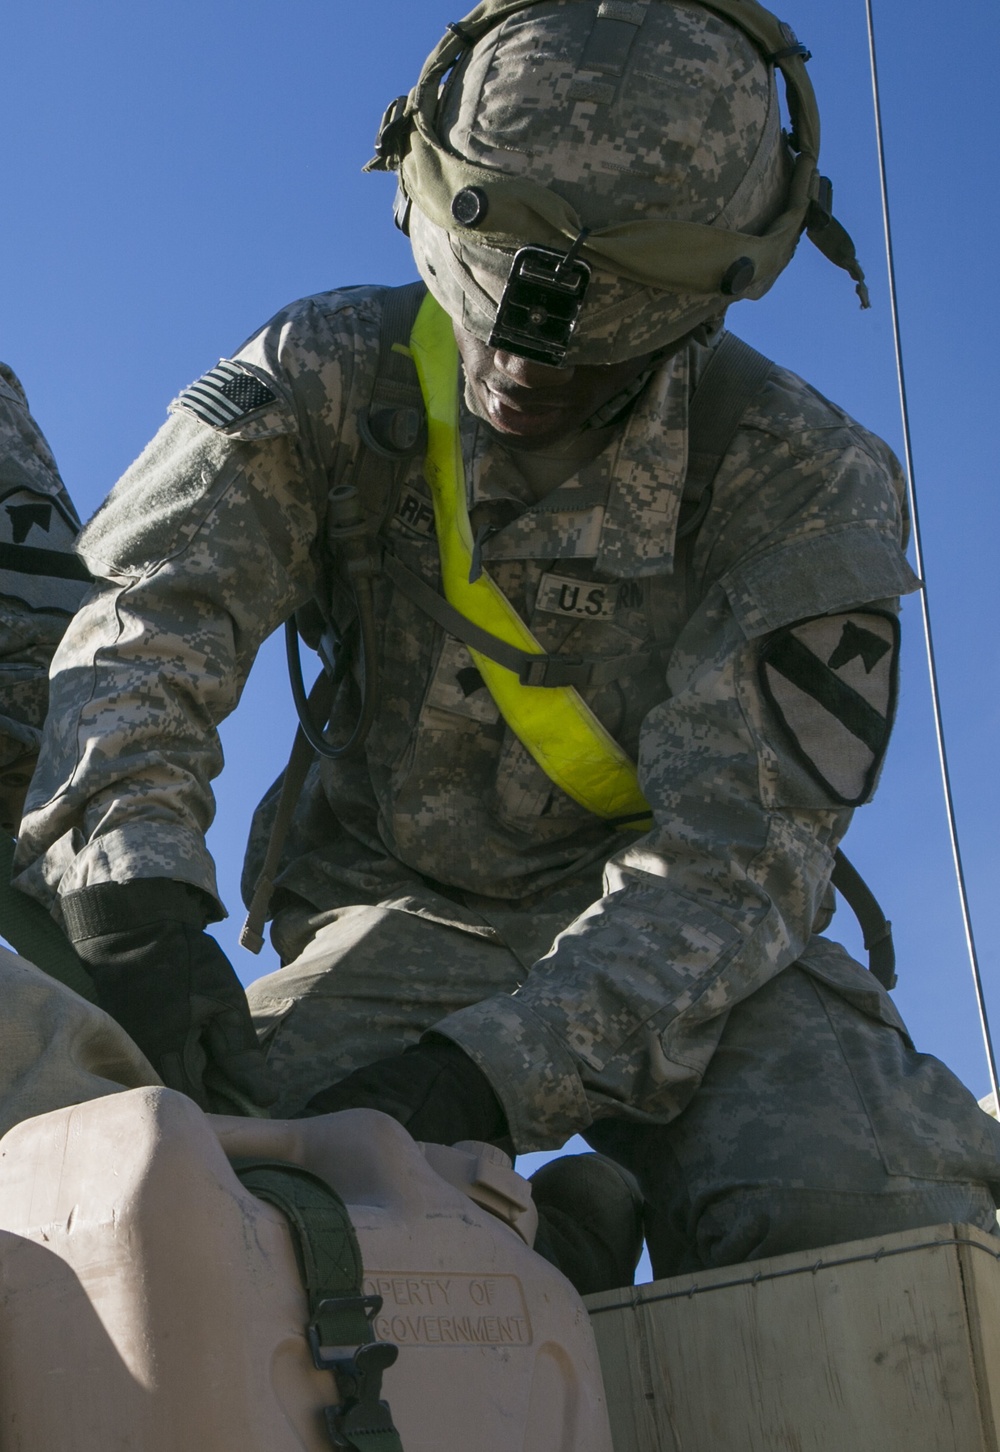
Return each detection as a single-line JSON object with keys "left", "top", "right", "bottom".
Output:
{"left": 643, "top": 330, "right": 772, "bottom": 648}
{"left": 678, "top": 330, "right": 774, "bottom": 540}
{"left": 349, "top": 280, "right": 428, "bottom": 535}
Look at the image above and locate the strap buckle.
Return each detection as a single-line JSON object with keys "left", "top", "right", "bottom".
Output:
{"left": 323, "top": 1342, "right": 402, "bottom": 1452}
{"left": 309, "top": 1299, "right": 405, "bottom": 1451}
{"left": 806, "top": 174, "right": 834, "bottom": 232}
{"left": 518, "top": 655, "right": 585, "bottom": 688}
{"left": 327, "top": 485, "right": 379, "bottom": 583}
{"left": 308, "top": 1294, "right": 383, "bottom": 1371}
{"left": 366, "top": 95, "right": 412, "bottom": 172}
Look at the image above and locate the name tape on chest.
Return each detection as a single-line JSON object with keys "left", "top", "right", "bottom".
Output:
{"left": 393, "top": 485, "right": 436, "bottom": 538}
{"left": 760, "top": 610, "right": 899, "bottom": 806}
{"left": 535, "top": 571, "right": 642, "bottom": 621}
{"left": 175, "top": 360, "right": 277, "bottom": 429}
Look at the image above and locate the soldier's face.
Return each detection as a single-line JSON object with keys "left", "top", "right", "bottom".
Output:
{"left": 453, "top": 322, "right": 656, "bottom": 450}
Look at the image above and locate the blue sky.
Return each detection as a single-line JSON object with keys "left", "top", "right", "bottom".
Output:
{"left": 4, "top": 0, "right": 999, "bottom": 1132}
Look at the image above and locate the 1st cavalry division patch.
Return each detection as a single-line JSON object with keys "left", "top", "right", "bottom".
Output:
{"left": 175, "top": 360, "right": 277, "bottom": 429}
{"left": 760, "top": 610, "right": 899, "bottom": 806}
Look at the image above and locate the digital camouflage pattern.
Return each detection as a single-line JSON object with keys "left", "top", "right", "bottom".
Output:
{"left": 17, "top": 284, "right": 927, "bottom": 1152}
{"left": 246, "top": 907, "right": 1000, "bottom": 1271}
{"left": 8, "top": 0, "right": 995, "bottom": 1256}
{"left": 589, "top": 947, "right": 1000, "bottom": 1274}
{"left": 0, "top": 365, "right": 86, "bottom": 772}
{"left": 408, "top": 0, "right": 792, "bottom": 363}
{"left": 248, "top": 903, "right": 525, "bottom": 1120}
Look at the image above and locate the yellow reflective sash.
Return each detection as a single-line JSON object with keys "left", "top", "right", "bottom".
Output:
{"left": 408, "top": 293, "right": 651, "bottom": 825}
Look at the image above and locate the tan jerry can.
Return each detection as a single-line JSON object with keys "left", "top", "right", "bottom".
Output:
{"left": 585, "top": 1219, "right": 1000, "bottom": 1452}
{"left": 0, "top": 1085, "right": 613, "bottom": 1452}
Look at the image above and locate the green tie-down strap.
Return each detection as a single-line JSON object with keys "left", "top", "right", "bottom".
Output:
{"left": 234, "top": 1160, "right": 404, "bottom": 1452}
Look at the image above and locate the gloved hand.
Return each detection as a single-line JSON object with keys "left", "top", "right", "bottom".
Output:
{"left": 0, "top": 748, "right": 38, "bottom": 835}
{"left": 62, "top": 878, "right": 277, "bottom": 1114}
{"left": 301, "top": 1037, "right": 509, "bottom": 1148}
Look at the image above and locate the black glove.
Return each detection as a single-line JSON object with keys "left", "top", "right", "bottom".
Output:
{"left": 301, "top": 1037, "right": 509, "bottom": 1147}
{"left": 63, "top": 878, "right": 277, "bottom": 1114}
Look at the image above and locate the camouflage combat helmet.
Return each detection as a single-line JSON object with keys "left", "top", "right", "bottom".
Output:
{"left": 368, "top": 0, "right": 868, "bottom": 365}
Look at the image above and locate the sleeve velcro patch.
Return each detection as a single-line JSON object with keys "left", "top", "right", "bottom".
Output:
{"left": 175, "top": 360, "right": 277, "bottom": 429}
{"left": 759, "top": 610, "right": 900, "bottom": 806}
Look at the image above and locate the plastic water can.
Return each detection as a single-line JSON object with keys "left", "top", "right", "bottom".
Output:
{"left": 0, "top": 1086, "right": 613, "bottom": 1452}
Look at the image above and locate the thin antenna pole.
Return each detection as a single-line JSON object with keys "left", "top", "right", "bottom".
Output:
{"left": 864, "top": 0, "right": 1000, "bottom": 1106}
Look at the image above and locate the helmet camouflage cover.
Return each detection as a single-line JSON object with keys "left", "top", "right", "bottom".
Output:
{"left": 369, "top": 0, "right": 868, "bottom": 363}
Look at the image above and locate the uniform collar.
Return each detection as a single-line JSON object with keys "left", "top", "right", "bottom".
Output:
{"left": 596, "top": 344, "right": 690, "bottom": 578}
{"left": 459, "top": 347, "right": 691, "bottom": 578}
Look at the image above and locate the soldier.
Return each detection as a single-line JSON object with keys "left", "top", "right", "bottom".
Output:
{"left": 0, "top": 364, "right": 87, "bottom": 838}
{"left": 0, "top": 359, "right": 93, "bottom": 974}
{"left": 16, "top": 0, "right": 1000, "bottom": 1291}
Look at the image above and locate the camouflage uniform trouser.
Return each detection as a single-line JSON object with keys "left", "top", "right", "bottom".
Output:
{"left": 246, "top": 903, "right": 1000, "bottom": 1278}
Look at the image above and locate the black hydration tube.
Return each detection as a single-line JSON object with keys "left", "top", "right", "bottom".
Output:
{"left": 284, "top": 485, "right": 380, "bottom": 760}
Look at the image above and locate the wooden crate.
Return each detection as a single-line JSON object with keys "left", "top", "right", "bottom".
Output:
{"left": 585, "top": 1222, "right": 1000, "bottom": 1452}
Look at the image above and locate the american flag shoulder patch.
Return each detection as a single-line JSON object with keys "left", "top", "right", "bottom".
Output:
{"left": 175, "top": 360, "right": 277, "bottom": 429}
{"left": 760, "top": 609, "right": 899, "bottom": 806}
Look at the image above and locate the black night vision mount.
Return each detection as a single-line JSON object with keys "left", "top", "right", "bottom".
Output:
{"left": 488, "top": 232, "right": 592, "bottom": 367}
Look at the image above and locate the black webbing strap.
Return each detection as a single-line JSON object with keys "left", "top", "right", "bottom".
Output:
{"left": 0, "top": 540, "right": 92, "bottom": 582}
{"left": 684, "top": 331, "right": 775, "bottom": 501}
{"left": 674, "top": 333, "right": 774, "bottom": 613}
{"left": 831, "top": 849, "right": 897, "bottom": 990}
{"left": 240, "top": 670, "right": 334, "bottom": 953}
{"left": 383, "top": 551, "right": 650, "bottom": 687}
{"left": 351, "top": 281, "right": 428, "bottom": 537}
{"left": 234, "top": 1159, "right": 404, "bottom": 1452}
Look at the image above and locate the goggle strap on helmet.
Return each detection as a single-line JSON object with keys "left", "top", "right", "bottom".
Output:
{"left": 807, "top": 203, "right": 871, "bottom": 309}
{"left": 398, "top": 136, "right": 818, "bottom": 295}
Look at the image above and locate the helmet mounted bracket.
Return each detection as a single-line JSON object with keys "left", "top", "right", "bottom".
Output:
{"left": 489, "top": 229, "right": 592, "bottom": 366}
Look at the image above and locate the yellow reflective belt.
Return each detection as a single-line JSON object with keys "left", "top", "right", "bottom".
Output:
{"left": 408, "top": 293, "right": 651, "bottom": 826}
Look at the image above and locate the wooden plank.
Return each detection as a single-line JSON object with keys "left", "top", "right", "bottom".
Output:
{"left": 587, "top": 1223, "right": 994, "bottom": 1452}
{"left": 584, "top": 1283, "right": 678, "bottom": 1452}
{"left": 958, "top": 1230, "right": 1000, "bottom": 1450}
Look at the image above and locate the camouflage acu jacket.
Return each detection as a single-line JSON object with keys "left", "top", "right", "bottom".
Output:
{"left": 0, "top": 365, "right": 86, "bottom": 772}
{"left": 16, "top": 285, "right": 918, "bottom": 1144}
